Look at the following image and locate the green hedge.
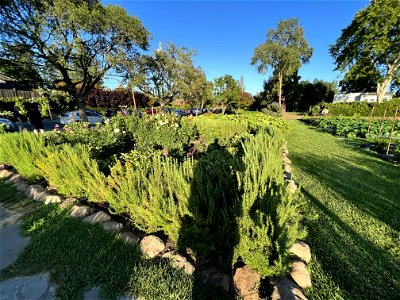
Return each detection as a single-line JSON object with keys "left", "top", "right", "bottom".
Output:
{"left": 0, "top": 113, "right": 304, "bottom": 277}
{"left": 308, "top": 98, "right": 400, "bottom": 117}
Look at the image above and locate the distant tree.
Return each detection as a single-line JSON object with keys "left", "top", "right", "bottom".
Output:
{"left": 237, "top": 91, "right": 255, "bottom": 109}
{"left": 251, "top": 18, "right": 313, "bottom": 107}
{"left": 330, "top": 0, "right": 400, "bottom": 102}
{"left": 213, "top": 75, "right": 241, "bottom": 114}
{"left": 0, "top": 0, "right": 149, "bottom": 121}
{"left": 178, "top": 66, "right": 213, "bottom": 108}
{"left": 128, "top": 43, "right": 197, "bottom": 107}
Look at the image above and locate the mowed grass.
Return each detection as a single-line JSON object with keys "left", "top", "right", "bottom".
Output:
{"left": 286, "top": 120, "right": 400, "bottom": 300}
{"left": 0, "top": 182, "right": 232, "bottom": 300}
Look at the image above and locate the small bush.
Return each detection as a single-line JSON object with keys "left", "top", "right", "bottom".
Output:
{"left": 0, "top": 132, "right": 45, "bottom": 182}
{"left": 234, "top": 128, "right": 305, "bottom": 277}
{"left": 36, "top": 143, "right": 107, "bottom": 200}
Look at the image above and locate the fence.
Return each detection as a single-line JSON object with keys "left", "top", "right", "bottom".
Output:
{"left": 0, "top": 89, "right": 39, "bottom": 99}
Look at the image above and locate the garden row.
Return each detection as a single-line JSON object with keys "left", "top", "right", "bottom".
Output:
{"left": 0, "top": 112, "right": 310, "bottom": 298}
{"left": 305, "top": 116, "right": 400, "bottom": 160}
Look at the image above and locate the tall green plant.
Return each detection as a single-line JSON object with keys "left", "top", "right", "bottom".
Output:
{"left": 106, "top": 152, "right": 193, "bottom": 240}
{"left": 36, "top": 143, "right": 107, "bottom": 200}
{"left": 0, "top": 132, "right": 45, "bottom": 182}
{"left": 235, "top": 128, "right": 305, "bottom": 277}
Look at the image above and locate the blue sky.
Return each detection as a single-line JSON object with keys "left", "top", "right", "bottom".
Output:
{"left": 102, "top": 0, "right": 369, "bottom": 95}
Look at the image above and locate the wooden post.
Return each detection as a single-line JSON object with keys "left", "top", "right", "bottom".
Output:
{"left": 365, "top": 106, "right": 375, "bottom": 145}
{"left": 377, "top": 108, "right": 387, "bottom": 143}
{"left": 386, "top": 106, "right": 398, "bottom": 155}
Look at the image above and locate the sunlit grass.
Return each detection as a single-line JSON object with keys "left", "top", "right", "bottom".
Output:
{"left": 286, "top": 120, "right": 400, "bottom": 300}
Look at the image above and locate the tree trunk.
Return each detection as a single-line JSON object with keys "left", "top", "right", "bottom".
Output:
{"left": 77, "top": 95, "right": 88, "bottom": 122}
{"left": 131, "top": 87, "right": 137, "bottom": 111}
{"left": 278, "top": 71, "right": 283, "bottom": 107}
{"left": 376, "top": 78, "right": 391, "bottom": 103}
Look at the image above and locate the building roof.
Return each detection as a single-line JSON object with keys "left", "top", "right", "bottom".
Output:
{"left": 0, "top": 73, "right": 16, "bottom": 82}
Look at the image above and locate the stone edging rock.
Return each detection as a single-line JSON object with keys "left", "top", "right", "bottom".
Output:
{"left": 0, "top": 165, "right": 195, "bottom": 278}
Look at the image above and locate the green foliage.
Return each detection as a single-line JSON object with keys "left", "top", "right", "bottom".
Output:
{"left": 106, "top": 152, "right": 193, "bottom": 241}
{"left": 45, "top": 118, "right": 134, "bottom": 173}
{"left": 123, "top": 114, "right": 197, "bottom": 157}
{"left": 235, "top": 128, "right": 305, "bottom": 277}
{"left": 0, "top": 132, "right": 45, "bottom": 182}
{"left": 36, "top": 143, "right": 107, "bottom": 200}
{"left": 0, "top": 124, "right": 7, "bottom": 134}
{"left": 212, "top": 75, "right": 241, "bottom": 113}
{"left": 0, "top": 0, "right": 150, "bottom": 117}
{"left": 190, "top": 112, "right": 289, "bottom": 151}
{"left": 309, "top": 117, "right": 400, "bottom": 141}
{"left": 308, "top": 98, "right": 400, "bottom": 117}
{"left": 251, "top": 18, "right": 313, "bottom": 104}
{"left": 330, "top": 0, "right": 400, "bottom": 102}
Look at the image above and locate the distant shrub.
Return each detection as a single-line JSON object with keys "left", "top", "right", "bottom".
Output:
{"left": 0, "top": 132, "right": 45, "bottom": 182}
{"left": 308, "top": 98, "right": 400, "bottom": 117}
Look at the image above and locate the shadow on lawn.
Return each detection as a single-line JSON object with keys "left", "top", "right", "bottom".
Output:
{"left": 302, "top": 189, "right": 400, "bottom": 299}
{"left": 0, "top": 200, "right": 230, "bottom": 300}
{"left": 291, "top": 150, "right": 400, "bottom": 232}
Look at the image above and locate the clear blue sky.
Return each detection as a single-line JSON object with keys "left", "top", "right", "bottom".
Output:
{"left": 102, "top": 0, "right": 369, "bottom": 95}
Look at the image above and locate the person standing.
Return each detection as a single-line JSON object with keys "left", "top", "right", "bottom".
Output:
{"left": 13, "top": 105, "right": 24, "bottom": 132}
{"left": 26, "top": 103, "right": 44, "bottom": 134}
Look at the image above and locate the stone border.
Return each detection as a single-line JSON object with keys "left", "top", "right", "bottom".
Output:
{"left": 1, "top": 147, "right": 312, "bottom": 299}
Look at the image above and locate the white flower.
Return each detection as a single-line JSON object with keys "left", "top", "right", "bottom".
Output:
{"left": 114, "top": 128, "right": 120, "bottom": 133}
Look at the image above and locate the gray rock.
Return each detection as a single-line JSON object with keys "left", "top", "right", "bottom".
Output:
{"left": 0, "top": 169, "right": 14, "bottom": 178}
{"left": 35, "top": 191, "right": 50, "bottom": 202}
{"left": 289, "top": 241, "right": 311, "bottom": 263}
{"left": 70, "top": 205, "right": 92, "bottom": 219}
{"left": 139, "top": 235, "right": 165, "bottom": 258}
{"left": 14, "top": 182, "right": 29, "bottom": 193}
{"left": 102, "top": 221, "right": 124, "bottom": 233}
{"left": 119, "top": 232, "right": 139, "bottom": 245}
{"left": 5, "top": 174, "right": 22, "bottom": 185}
{"left": 44, "top": 194, "right": 63, "bottom": 204}
{"left": 288, "top": 180, "right": 298, "bottom": 194}
{"left": 60, "top": 197, "right": 78, "bottom": 209}
{"left": 233, "top": 266, "right": 260, "bottom": 300}
{"left": 270, "top": 277, "right": 307, "bottom": 300}
{"left": 284, "top": 172, "right": 292, "bottom": 181}
{"left": 290, "top": 260, "right": 312, "bottom": 289}
{"left": 0, "top": 274, "right": 56, "bottom": 300}
{"left": 199, "top": 268, "right": 231, "bottom": 293}
{"left": 162, "top": 251, "right": 195, "bottom": 275}
{"left": 0, "top": 222, "right": 30, "bottom": 269}
{"left": 283, "top": 164, "right": 292, "bottom": 174}
{"left": 83, "top": 211, "right": 111, "bottom": 224}
{"left": 25, "top": 185, "right": 45, "bottom": 199}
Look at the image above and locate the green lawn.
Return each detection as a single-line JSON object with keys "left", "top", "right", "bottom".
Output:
{"left": 0, "top": 181, "right": 232, "bottom": 300}
{"left": 286, "top": 120, "right": 400, "bottom": 300}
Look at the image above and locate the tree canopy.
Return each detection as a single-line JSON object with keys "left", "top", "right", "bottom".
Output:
{"left": 251, "top": 18, "right": 313, "bottom": 107}
{"left": 330, "top": 0, "right": 400, "bottom": 102}
{"left": 212, "top": 75, "right": 241, "bottom": 113}
{"left": 0, "top": 0, "right": 150, "bottom": 120}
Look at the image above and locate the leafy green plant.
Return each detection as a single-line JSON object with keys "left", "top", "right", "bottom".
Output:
{"left": 36, "top": 143, "right": 107, "bottom": 200}
{"left": 0, "top": 132, "right": 45, "bottom": 182}
{"left": 235, "top": 127, "right": 305, "bottom": 277}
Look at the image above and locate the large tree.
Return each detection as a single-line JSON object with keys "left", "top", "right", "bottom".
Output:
{"left": 128, "top": 43, "right": 197, "bottom": 107}
{"left": 251, "top": 18, "right": 313, "bottom": 107}
{"left": 178, "top": 66, "right": 213, "bottom": 108}
{"left": 213, "top": 75, "right": 241, "bottom": 114}
{"left": 0, "top": 0, "right": 149, "bottom": 121}
{"left": 330, "top": 0, "right": 400, "bottom": 103}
